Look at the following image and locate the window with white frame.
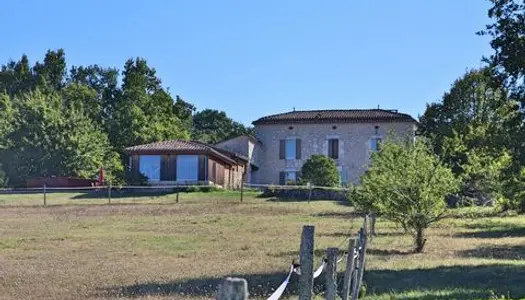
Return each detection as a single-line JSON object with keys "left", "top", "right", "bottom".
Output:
{"left": 139, "top": 155, "right": 161, "bottom": 181}
{"left": 176, "top": 155, "right": 199, "bottom": 181}
{"left": 285, "top": 139, "right": 296, "bottom": 159}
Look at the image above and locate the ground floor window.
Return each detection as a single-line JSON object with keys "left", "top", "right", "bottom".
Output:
{"left": 286, "top": 171, "right": 297, "bottom": 184}
{"left": 338, "top": 166, "right": 348, "bottom": 185}
{"left": 139, "top": 155, "right": 161, "bottom": 181}
{"left": 177, "top": 155, "right": 199, "bottom": 181}
{"left": 280, "top": 170, "right": 298, "bottom": 185}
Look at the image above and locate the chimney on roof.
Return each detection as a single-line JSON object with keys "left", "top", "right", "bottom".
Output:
{"left": 293, "top": 106, "right": 295, "bottom": 112}
{"left": 377, "top": 105, "right": 380, "bottom": 109}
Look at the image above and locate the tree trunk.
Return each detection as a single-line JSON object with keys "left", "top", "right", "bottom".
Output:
{"left": 414, "top": 226, "right": 426, "bottom": 253}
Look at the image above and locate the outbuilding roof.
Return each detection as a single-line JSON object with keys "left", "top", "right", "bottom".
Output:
{"left": 124, "top": 140, "right": 247, "bottom": 165}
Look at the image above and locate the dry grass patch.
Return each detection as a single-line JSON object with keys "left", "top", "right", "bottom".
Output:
{"left": 0, "top": 193, "right": 524, "bottom": 299}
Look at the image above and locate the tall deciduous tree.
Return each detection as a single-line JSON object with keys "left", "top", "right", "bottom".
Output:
{"left": 0, "top": 50, "right": 200, "bottom": 186}
{"left": 480, "top": 0, "right": 525, "bottom": 167}
{"left": 0, "top": 90, "right": 123, "bottom": 186}
{"left": 111, "top": 58, "right": 189, "bottom": 148}
{"left": 68, "top": 65, "right": 120, "bottom": 128}
{"left": 352, "top": 139, "right": 459, "bottom": 253}
{"left": 420, "top": 68, "right": 521, "bottom": 203}
{"left": 173, "top": 95, "right": 196, "bottom": 132}
{"left": 0, "top": 54, "right": 34, "bottom": 97}
{"left": 192, "top": 109, "right": 253, "bottom": 144}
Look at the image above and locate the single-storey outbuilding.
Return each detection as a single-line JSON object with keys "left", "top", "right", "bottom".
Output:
{"left": 124, "top": 140, "right": 247, "bottom": 188}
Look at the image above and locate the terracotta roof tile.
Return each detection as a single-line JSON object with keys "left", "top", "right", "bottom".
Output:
{"left": 125, "top": 140, "right": 209, "bottom": 152}
{"left": 252, "top": 109, "right": 417, "bottom": 125}
{"left": 124, "top": 140, "right": 248, "bottom": 165}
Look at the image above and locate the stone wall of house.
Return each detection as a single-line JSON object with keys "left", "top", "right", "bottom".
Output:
{"left": 252, "top": 121, "right": 416, "bottom": 185}
{"left": 215, "top": 136, "right": 255, "bottom": 183}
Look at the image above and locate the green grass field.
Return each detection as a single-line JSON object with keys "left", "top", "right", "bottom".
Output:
{"left": 0, "top": 191, "right": 524, "bottom": 299}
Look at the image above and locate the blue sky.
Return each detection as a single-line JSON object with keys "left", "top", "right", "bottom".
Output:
{"left": 1, "top": 0, "right": 492, "bottom": 125}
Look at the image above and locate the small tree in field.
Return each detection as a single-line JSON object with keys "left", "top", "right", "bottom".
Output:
{"left": 301, "top": 155, "right": 340, "bottom": 187}
{"left": 352, "top": 139, "right": 459, "bottom": 253}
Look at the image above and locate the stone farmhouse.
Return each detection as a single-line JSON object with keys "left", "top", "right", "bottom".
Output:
{"left": 125, "top": 109, "right": 417, "bottom": 187}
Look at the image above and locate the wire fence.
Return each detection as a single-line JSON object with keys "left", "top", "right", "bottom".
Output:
{"left": 217, "top": 214, "right": 376, "bottom": 300}
{"left": 0, "top": 182, "right": 372, "bottom": 299}
{"left": 0, "top": 181, "right": 351, "bottom": 207}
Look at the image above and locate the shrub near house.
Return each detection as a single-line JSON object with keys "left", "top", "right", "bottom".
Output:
{"left": 300, "top": 155, "right": 340, "bottom": 187}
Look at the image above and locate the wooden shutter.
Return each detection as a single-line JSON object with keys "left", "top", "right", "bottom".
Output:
{"left": 131, "top": 155, "right": 140, "bottom": 176}
{"left": 328, "top": 139, "right": 339, "bottom": 159}
{"left": 160, "top": 155, "right": 169, "bottom": 180}
{"left": 296, "top": 139, "right": 301, "bottom": 159}
{"left": 279, "top": 171, "right": 285, "bottom": 185}
{"left": 198, "top": 155, "right": 207, "bottom": 181}
{"left": 279, "top": 140, "right": 286, "bottom": 159}
{"left": 168, "top": 155, "right": 177, "bottom": 181}
{"left": 333, "top": 139, "right": 339, "bottom": 159}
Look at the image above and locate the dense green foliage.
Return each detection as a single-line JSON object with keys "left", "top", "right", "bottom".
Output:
{"left": 300, "top": 155, "right": 340, "bottom": 187}
{"left": 352, "top": 140, "right": 459, "bottom": 252}
{"left": 192, "top": 109, "right": 254, "bottom": 144}
{"left": 0, "top": 50, "right": 250, "bottom": 186}
{"left": 417, "top": 0, "right": 525, "bottom": 213}
{"left": 420, "top": 69, "right": 520, "bottom": 206}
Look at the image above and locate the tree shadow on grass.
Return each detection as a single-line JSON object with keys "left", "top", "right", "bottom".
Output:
{"left": 365, "top": 264, "right": 525, "bottom": 299}
{"left": 71, "top": 190, "right": 175, "bottom": 200}
{"left": 454, "top": 226, "right": 525, "bottom": 239}
{"left": 374, "top": 231, "right": 406, "bottom": 237}
{"left": 100, "top": 270, "right": 328, "bottom": 299}
{"left": 314, "top": 211, "right": 364, "bottom": 219}
{"left": 100, "top": 264, "right": 525, "bottom": 299}
{"left": 266, "top": 249, "right": 326, "bottom": 258}
{"left": 367, "top": 248, "right": 412, "bottom": 256}
{"left": 458, "top": 245, "right": 525, "bottom": 260}
{"left": 263, "top": 197, "right": 351, "bottom": 206}
{"left": 319, "top": 231, "right": 356, "bottom": 238}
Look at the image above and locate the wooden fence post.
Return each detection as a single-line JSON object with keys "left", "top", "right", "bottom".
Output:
{"left": 43, "top": 184, "right": 47, "bottom": 206}
{"left": 299, "top": 225, "right": 315, "bottom": 300}
{"left": 307, "top": 182, "right": 313, "bottom": 203}
{"left": 240, "top": 181, "right": 244, "bottom": 202}
{"left": 352, "top": 229, "right": 368, "bottom": 300}
{"left": 108, "top": 181, "right": 112, "bottom": 204}
{"left": 176, "top": 190, "right": 180, "bottom": 203}
{"left": 342, "top": 239, "right": 358, "bottom": 300}
{"left": 325, "top": 247, "right": 339, "bottom": 300}
{"left": 370, "top": 213, "right": 376, "bottom": 242}
{"left": 216, "top": 277, "right": 248, "bottom": 300}
{"left": 363, "top": 215, "right": 369, "bottom": 238}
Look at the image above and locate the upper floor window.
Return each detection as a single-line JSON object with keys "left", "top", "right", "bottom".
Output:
{"left": 286, "top": 139, "right": 296, "bottom": 159}
{"left": 370, "top": 137, "right": 382, "bottom": 152}
{"left": 280, "top": 138, "right": 301, "bottom": 160}
{"left": 328, "top": 139, "right": 339, "bottom": 159}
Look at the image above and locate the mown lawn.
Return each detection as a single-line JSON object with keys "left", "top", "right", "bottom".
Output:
{"left": 0, "top": 191, "right": 524, "bottom": 300}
